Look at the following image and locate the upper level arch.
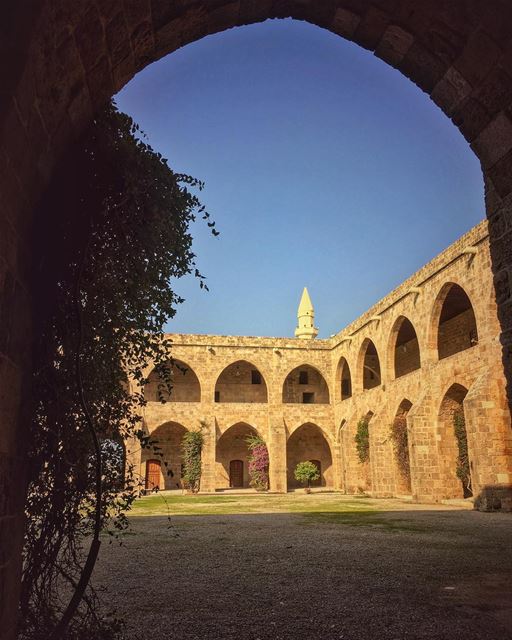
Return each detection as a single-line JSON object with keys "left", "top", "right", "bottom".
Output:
{"left": 431, "top": 283, "right": 478, "bottom": 361}
{"left": 389, "top": 316, "right": 421, "bottom": 379}
{"left": 336, "top": 357, "right": 352, "bottom": 401}
{"left": 358, "top": 339, "right": 382, "bottom": 391}
{"left": 282, "top": 364, "right": 330, "bottom": 404}
{"left": 214, "top": 360, "right": 268, "bottom": 403}
{"left": 145, "top": 360, "right": 201, "bottom": 402}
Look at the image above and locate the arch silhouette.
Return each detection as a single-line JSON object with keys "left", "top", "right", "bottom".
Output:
{"left": 286, "top": 423, "right": 333, "bottom": 490}
{"left": 6, "top": 5, "right": 512, "bottom": 634}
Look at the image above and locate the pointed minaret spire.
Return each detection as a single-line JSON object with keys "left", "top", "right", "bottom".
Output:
{"left": 294, "top": 287, "right": 319, "bottom": 340}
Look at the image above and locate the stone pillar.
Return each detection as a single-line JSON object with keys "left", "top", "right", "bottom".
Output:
{"left": 407, "top": 386, "right": 442, "bottom": 502}
{"left": 370, "top": 410, "right": 395, "bottom": 497}
{"left": 268, "top": 418, "right": 287, "bottom": 493}
{"left": 199, "top": 417, "right": 217, "bottom": 493}
{"left": 332, "top": 442, "right": 344, "bottom": 491}
{"left": 465, "top": 368, "right": 512, "bottom": 510}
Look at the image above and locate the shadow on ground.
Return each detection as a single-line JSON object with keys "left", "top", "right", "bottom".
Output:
{"left": 94, "top": 500, "right": 512, "bottom": 640}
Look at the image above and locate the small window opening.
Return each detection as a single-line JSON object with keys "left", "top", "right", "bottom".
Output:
{"left": 302, "top": 392, "right": 314, "bottom": 404}
{"left": 299, "top": 371, "right": 309, "bottom": 385}
{"left": 214, "top": 391, "right": 220, "bottom": 403}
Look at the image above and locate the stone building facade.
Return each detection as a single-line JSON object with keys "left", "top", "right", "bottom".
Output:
{"left": 132, "top": 220, "right": 512, "bottom": 507}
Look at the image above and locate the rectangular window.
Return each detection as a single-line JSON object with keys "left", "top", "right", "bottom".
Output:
{"left": 214, "top": 391, "right": 220, "bottom": 403}
{"left": 299, "top": 370, "right": 309, "bottom": 385}
{"left": 251, "top": 370, "right": 262, "bottom": 384}
{"left": 302, "top": 392, "right": 314, "bottom": 404}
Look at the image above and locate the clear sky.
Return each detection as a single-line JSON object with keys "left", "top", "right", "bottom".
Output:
{"left": 116, "top": 19, "right": 484, "bottom": 339}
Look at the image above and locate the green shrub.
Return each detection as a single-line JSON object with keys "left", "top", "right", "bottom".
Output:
{"left": 390, "top": 414, "right": 410, "bottom": 483}
{"left": 453, "top": 410, "right": 472, "bottom": 495}
{"left": 181, "top": 424, "right": 205, "bottom": 493}
{"left": 355, "top": 418, "right": 370, "bottom": 463}
{"left": 294, "top": 461, "right": 320, "bottom": 488}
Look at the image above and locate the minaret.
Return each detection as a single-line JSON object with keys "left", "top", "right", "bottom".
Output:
{"left": 294, "top": 287, "right": 319, "bottom": 340}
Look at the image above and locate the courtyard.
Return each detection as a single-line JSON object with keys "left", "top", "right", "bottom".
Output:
{"left": 94, "top": 493, "right": 512, "bottom": 639}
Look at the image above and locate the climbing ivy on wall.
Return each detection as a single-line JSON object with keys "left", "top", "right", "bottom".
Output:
{"left": 355, "top": 418, "right": 370, "bottom": 464}
{"left": 246, "top": 434, "right": 269, "bottom": 491}
{"left": 22, "top": 101, "right": 217, "bottom": 640}
{"left": 453, "top": 410, "right": 472, "bottom": 496}
{"left": 181, "top": 424, "right": 205, "bottom": 493}
{"left": 390, "top": 415, "right": 411, "bottom": 485}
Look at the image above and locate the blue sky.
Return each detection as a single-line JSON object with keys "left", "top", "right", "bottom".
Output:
{"left": 116, "top": 19, "right": 484, "bottom": 339}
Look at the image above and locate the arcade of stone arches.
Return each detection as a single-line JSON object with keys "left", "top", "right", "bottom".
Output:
{"left": 131, "top": 227, "right": 512, "bottom": 504}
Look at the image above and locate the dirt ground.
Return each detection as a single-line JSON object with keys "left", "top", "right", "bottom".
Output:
{"left": 93, "top": 495, "right": 512, "bottom": 640}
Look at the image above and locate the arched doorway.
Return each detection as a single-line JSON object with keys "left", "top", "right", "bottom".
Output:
{"left": 282, "top": 365, "right": 330, "bottom": 404}
{"left": 286, "top": 423, "right": 333, "bottom": 490}
{"left": 145, "top": 459, "right": 161, "bottom": 492}
{"left": 142, "top": 422, "right": 188, "bottom": 490}
{"left": 438, "top": 384, "right": 472, "bottom": 499}
{"left": 229, "top": 460, "right": 244, "bottom": 488}
{"left": 214, "top": 361, "right": 268, "bottom": 403}
{"left": 390, "top": 317, "right": 421, "bottom": 378}
{"left": 216, "top": 423, "right": 261, "bottom": 489}
{"left": 434, "top": 284, "right": 478, "bottom": 360}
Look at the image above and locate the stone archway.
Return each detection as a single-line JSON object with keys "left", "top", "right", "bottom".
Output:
{"left": 214, "top": 360, "right": 268, "bottom": 403}
{"left": 437, "top": 383, "right": 472, "bottom": 499}
{"left": 286, "top": 423, "right": 333, "bottom": 490}
{"left": 389, "top": 317, "right": 421, "bottom": 379}
{"left": 337, "top": 357, "right": 352, "bottom": 401}
{"left": 4, "top": 3, "right": 512, "bottom": 637}
{"left": 432, "top": 284, "right": 478, "bottom": 360}
{"left": 391, "top": 399, "right": 413, "bottom": 495}
{"left": 215, "top": 422, "right": 260, "bottom": 489}
{"left": 282, "top": 364, "right": 330, "bottom": 404}
{"left": 145, "top": 359, "right": 201, "bottom": 402}
{"left": 142, "top": 421, "right": 188, "bottom": 490}
{"left": 358, "top": 339, "right": 382, "bottom": 390}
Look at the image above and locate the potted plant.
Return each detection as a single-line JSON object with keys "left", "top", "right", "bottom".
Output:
{"left": 294, "top": 461, "right": 320, "bottom": 493}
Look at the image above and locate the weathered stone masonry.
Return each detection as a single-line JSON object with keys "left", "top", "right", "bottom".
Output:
{"left": 5, "top": 3, "right": 512, "bottom": 638}
{"left": 136, "top": 221, "right": 512, "bottom": 506}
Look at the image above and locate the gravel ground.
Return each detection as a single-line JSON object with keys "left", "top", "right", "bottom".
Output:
{"left": 93, "top": 497, "right": 512, "bottom": 640}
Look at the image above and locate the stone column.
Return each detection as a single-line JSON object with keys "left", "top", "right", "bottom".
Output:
{"left": 268, "top": 417, "right": 287, "bottom": 493}
{"left": 407, "top": 385, "right": 442, "bottom": 502}
{"left": 198, "top": 416, "right": 217, "bottom": 493}
{"left": 465, "top": 368, "right": 512, "bottom": 510}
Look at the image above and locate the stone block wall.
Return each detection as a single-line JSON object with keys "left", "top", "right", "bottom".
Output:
{"left": 139, "top": 222, "right": 512, "bottom": 507}
{"left": 5, "top": 2, "right": 512, "bottom": 637}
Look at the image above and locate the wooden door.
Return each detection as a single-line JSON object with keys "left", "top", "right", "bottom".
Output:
{"left": 310, "top": 460, "right": 322, "bottom": 487}
{"left": 229, "top": 460, "right": 244, "bottom": 488}
{"left": 146, "top": 459, "right": 161, "bottom": 491}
